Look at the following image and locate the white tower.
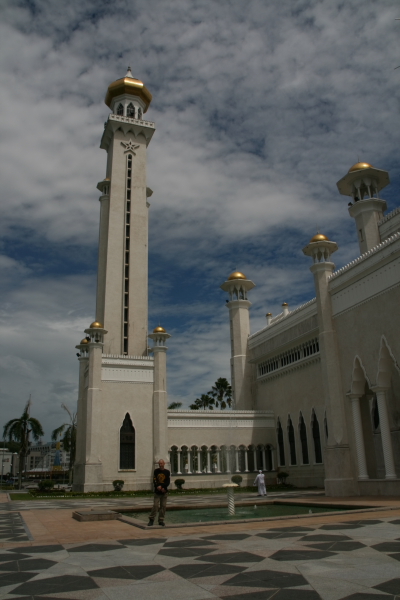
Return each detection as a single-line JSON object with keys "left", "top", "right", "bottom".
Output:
{"left": 96, "top": 67, "right": 155, "bottom": 356}
{"left": 74, "top": 70, "right": 170, "bottom": 492}
{"left": 221, "top": 271, "right": 255, "bottom": 409}
{"left": 336, "top": 162, "right": 389, "bottom": 255}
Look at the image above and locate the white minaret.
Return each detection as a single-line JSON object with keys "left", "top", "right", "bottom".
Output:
{"left": 96, "top": 67, "right": 155, "bottom": 356}
{"left": 221, "top": 271, "right": 255, "bottom": 409}
{"left": 336, "top": 162, "right": 389, "bottom": 255}
{"left": 303, "top": 233, "right": 357, "bottom": 496}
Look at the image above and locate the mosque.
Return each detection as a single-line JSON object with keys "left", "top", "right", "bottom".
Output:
{"left": 73, "top": 70, "right": 400, "bottom": 496}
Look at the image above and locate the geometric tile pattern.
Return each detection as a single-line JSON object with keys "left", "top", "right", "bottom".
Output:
{"left": 0, "top": 513, "right": 30, "bottom": 542}
{"left": 0, "top": 517, "right": 399, "bottom": 599}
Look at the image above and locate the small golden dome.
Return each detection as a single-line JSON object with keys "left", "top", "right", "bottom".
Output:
{"left": 103, "top": 177, "right": 110, "bottom": 181}
{"left": 266, "top": 312, "right": 272, "bottom": 316}
{"left": 282, "top": 303, "right": 288, "bottom": 307}
{"left": 80, "top": 338, "right": 89, "bottom": 344}
{"left": 105, "top": 68, "right": 152, "bottom": 113}
{"left": 348, "top": 162, "right": 373, "bottom": 173}
{"left": 310, "top": 233, "right": 329, "bottom": 243}
{"left": 90, "top": 321, "right": 103, "bottom": 328}
{"left": 153, "top": 326, "right": 166, "bottom": 333}
{"left": 228, "top": 271, "right": 246, "bottom": 281}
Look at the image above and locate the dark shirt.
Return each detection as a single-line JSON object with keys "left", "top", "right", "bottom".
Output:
{"left": 153, "top": 468, "right": 170, "bottom": 494}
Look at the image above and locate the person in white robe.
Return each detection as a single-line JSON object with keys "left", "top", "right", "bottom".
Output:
{"left": 254, "top": 470, "right": 267, "bottom": 496}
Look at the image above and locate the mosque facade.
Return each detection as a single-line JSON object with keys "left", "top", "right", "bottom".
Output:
{"left": 73, "top": 72, "right": 400, "bottom": 496}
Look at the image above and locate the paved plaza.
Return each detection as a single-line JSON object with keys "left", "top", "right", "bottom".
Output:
{"left": 0, "top": 493, "right": 400, "bottom": 600}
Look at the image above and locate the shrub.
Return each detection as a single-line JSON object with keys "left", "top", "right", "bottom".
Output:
{"left": 174, "top": 478, "right": 185, "bottom": 490}
{"left": 112, "top": 480, "right": 124, "bottom": 492}
{"left": 38, "top": 480, "right": 55, "bottom": 491}
{"left": 277, "top": 471, "right": 289, "bottom": 484}
{"left": 231, "top": 475, "right": 243, "bottom": 486}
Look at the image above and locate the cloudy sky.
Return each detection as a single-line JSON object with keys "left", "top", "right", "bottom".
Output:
{"left": 0, "top": 0, "right": 399, "bottom": 439}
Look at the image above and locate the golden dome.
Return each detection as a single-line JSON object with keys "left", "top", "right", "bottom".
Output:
{"left": 228, "top": 271, "right": 247, "bottom": 281}
{"left": 310, "top": 233, "right": 329, "bottom": 243}
{"left": 266, "top": 312, "right": 272, "bottom": 316}
{"left": 348, "top": 162, "right": 373, "bottom": 173}
{"left": 282, "top": 302, "right": 288, "bottom": 307}
{"left": 153, "top": 326, "right": 166, "bottom": 333}
{"left": 80, "top": 338, "right": 89, "bottom": 344}
{"left": 103, "top": 177, "right": 110, "bottom": 181}
{"left": 90, "top": 321, "right": 103, "bottom": 328}
{"left": 105, "top": 68, "right": 152, "bottom": 113}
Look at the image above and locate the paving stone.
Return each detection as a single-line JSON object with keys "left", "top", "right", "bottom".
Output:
{"left": 67, "top": 543, "right": 125, "bottom": 553}
{"left": 88, "top": 564, "right": 165, "bottom": 579}
{"left": 219, "top": 590, "right": 322, "bottom": 600}
{"left": 12, "top": 574, "right": 99, "bottom": 596}
{"left": 222, "top": 568, "right": 309, "bottom": 588}
{"left": 269, "top": 549, "right": 336, "bottom": 561}
{"left": 158, "top": 547, "right": 215, "bottom": 558}
{"left": 0, "top": 558, "right": 56, "bottom": 572}
{"left": 170, "top": 562, "right": 246, "bottom": 579}
{"left": 116, "top": 538, "right": 165, "bottom": 546}
{"left": 164, "top": 539, "right": 216, "bottom": 547}
{"left": 196, "top": 552, "right": 265, "bottom": 564}
{"left": 300, "top": 534, "right": 351, "bottom": 542}
{"left": 306, "top": 541, "right": 366, "bottom": 552}
{"left": 8, "top": 545, "right": 64, "bottom": 554}
{"left": 372, "top": 542, "right": 400, "bottom": 553}
{"left": 203, "top": 533, "right": 251, "bottom": 540}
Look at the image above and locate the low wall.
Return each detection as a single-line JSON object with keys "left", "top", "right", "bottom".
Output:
{"left": 169, "top": 472, "right": 278, "bottom": 490}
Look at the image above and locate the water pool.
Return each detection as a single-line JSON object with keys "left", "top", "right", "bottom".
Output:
{"left": 122, "top": 503, "right": 353, "bottom": 524}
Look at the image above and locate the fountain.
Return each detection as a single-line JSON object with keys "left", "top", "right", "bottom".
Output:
{"left": 223, "top": 482, "right": 238, "bottom": 515}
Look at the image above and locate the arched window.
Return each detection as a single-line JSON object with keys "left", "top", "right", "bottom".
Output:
{"left": 120, "top": 413, "right": 135, "bottom": 469}
{"left": 372, "top": 397, "right": 380, "bottom": 430}
{"left": 287, "top": 416, "right": 297, "bottom": 465}
{"left": 324, "top": 411, "right": 328, "bottom": 440}
{"left": 138, "top": 107, "right": 142, "bottom": 120}
{"left": 277, "top": 419, "right": 285, "bottom": 466}
{"left": 299, "top": 412, "right": 309, "bottom": 464}
{"left": 312, "top": 410, "right": 322, "bottom": 463}
{"left": 127, "top": 103, "right": 135, "bottom": 118}
{"left": 116, "top": 103, "right": 124, "bottom": 116}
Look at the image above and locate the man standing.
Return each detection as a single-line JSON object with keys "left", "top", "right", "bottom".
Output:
{"left": 254, "top": 470, "right": 267, "bottom": 496}
{"left": 148, "top": 459, "right": 170, "bottom": 527}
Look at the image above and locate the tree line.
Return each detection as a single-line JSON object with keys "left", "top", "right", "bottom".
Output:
{"left": 168, "top": 377, "right": 233, "bottom": 411}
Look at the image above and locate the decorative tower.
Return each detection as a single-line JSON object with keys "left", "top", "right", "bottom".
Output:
{"left": 303, "top": 233, "right": 357, "bottom": 496}
{"left": 148, "top": 326, "right": 171, "bottom": 466}
{"left": 336, "top": 162, "right": 389, "bottom": 255}
{"left": 221, "top": 271, "right": 255, "bottom": 409}
{"left": 96, "top": 67, "right": 155, "bottom": 356}
{"left": 73, "top": 70, "right": 166, "bottom": 492}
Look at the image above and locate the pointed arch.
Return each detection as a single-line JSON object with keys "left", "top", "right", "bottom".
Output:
{"left": 138, "top": 107, "right": 143, "bottom": 119}
{"left": 116, "top": 103, "right": 124, "bottom": 116}
{"left": 311, "top": 409, "right": 323, "bottom": 464}
{"left": 276, "top": 418, "right": 285, "bottom": 466}
{"left": 299, "top": 412, "right": 309, "bottom": 464}
{"left": 350, "top": 355, "right": 371, "bottom": 397}
{"left": 120, "top": 413, "right": 135, "bottom": 469}
{"left": 127, "top": 102, "right": 135, "bottom": 118}
{"left": 287, "top": 415, "right": 296, "bottom": 465}
{"left": 376, "top": 336, "right": 400, "bottom": 389}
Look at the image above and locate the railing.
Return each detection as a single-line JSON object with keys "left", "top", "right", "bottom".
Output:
{"left": 258, "top": 338, "right": 319, "bottom": 377}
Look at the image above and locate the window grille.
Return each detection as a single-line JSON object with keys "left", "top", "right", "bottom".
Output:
{"left": 117, "top": 103, "right": 124, "bottom": 116}
{"left": 258, "top": 338, "right": 319, "bottom": 377}
{"left": 127, "top": 103, "right": 135, "bottom": 118}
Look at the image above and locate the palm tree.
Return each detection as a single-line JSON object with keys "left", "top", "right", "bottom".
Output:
{"left": 3, "top": 398, "right": 44, "bottom": 489}
{"left": 168, "top": 402, "right": 182, "bottom": 410}
{"left": 51, "top": 404, "right": 77, "bottom": 484}
{"left": 189, "top": 394, "right": 215, "bottom": 410}
{"left": 209, "top": 377, "right": 233, "bottom": 409}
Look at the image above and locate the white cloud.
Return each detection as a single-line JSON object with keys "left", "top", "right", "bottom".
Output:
{"left": 0, "top": 0, "right": 399, "bottom": 434}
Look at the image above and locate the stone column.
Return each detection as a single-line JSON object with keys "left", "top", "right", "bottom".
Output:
{"left": 207, "top": 450, "right": 212, "bottom": 473}
{"left": 253, "top": 448, "right": 258, "bottom": 472}
{"left": 235, "top": 449, "right": 240, "bottom": 472}
{"left": 348, "top": 395, "right": 369, "bottom": 480}
{"left": 177, "top": 451, "right": 182, "bottom": 475}
{"left": 196, "top": 450, "right": 202, "bottom": 474}
{"left": 262, "top": 448, "right": 267, "bottom": 471}
{"left": 216, "top": 450, "right": 221, "bottom": 473}
{"left": 244, "top": 450, "right": 249, "bottom": 472}
{"left": 373, "top": 388, "right": 397, "bottom": 479}
{"left": 187, "top": 450, "right": 192, "bottom": 474}
{"left": 148, "top": 330, "right": 171, "bottom": 467}
{"left": 271, "top": 447, "right": 275, "bottom": 470}
{"left": 226, "top": 449, "right": 231, "bottom": 473}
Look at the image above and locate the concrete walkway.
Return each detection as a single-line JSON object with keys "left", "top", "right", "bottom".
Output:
{"left": 0, "top": 494, "right": 400, "bottom": 599}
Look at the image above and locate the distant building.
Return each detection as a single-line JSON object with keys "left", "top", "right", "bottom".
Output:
{"left": 26, "top": 442, "right": 70, "bottom": 474}
{"left": 74, "top": 71, "right": 400, "bottom": 496}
